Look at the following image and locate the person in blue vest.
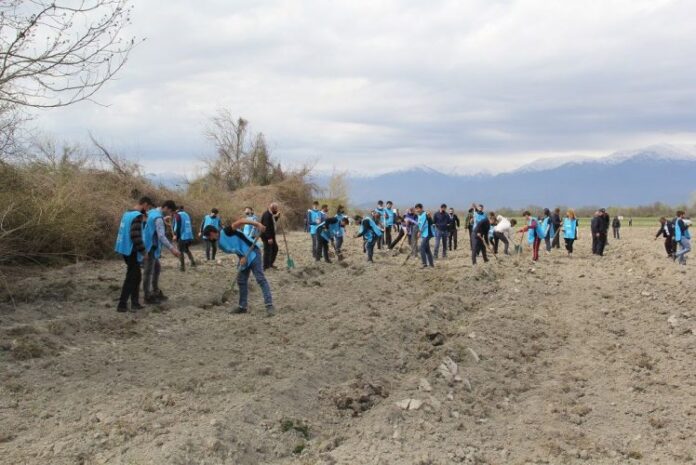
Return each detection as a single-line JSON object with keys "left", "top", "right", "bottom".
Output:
{"left": 541, "top": 208, "right": 554, "bottom": 252}
{"left": 329, "top": 205, "right": 348, "bottom": 259}
{"left": 471, "top": 211, "right": 490, "bottom": 265}
{"left": 517, "top": 211, "right": 541, "bottom": 261}
{"left": 142, "top": 200, "right": 181, "bottom": 304}
{"left": 202, "top": 219, "right": 275, "bottom": 316}
{"left": 470, "top": 203, "right": 487, "bottom": 258}
{"left": 173, "top": 206, "right": 197, "bottom": 271}
{"left": 415, "top": 203, "right": 434, "bottom": 268}
{"left": 375, "top": 200, "right": 387, "bottom": 249}
{"left": 307, "top": 201, "right": 323, "bottom": 260}
{"left": 384, "top": 201, "right": 396, "bottom": 247}
{"left": 242, "top": 206, "right": 259, "bottom": 240}
{"left": 673, "top": 210, "right": 691, "bottom": 265}
{"left": 355, "top": 210, "right": 383, "bottom": 262}
{"left": 199, "top": 208, "right": 222, "bottom": 261}
{"left": 562, "top": 209, "right": 579, "bottom": 257}
{"left": 114, "top": 197, "right": 151, "bottom": 312}
{"left": 432, "top": 203, "right": 450, "bottom": 259}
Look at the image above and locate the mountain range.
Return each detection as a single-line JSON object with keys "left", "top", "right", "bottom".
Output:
{"left": 317, "top": 144, "right": 696, "bottom": 209}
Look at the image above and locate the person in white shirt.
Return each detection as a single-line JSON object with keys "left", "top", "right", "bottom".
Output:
{"left": 490, "top": 213, "right": 517, "bottom": 255}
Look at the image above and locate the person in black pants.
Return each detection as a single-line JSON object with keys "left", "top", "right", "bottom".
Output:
{"left": 612, "top": 216, "right": 621, "bottom": 239}
{"left": 551, "top": 208, "right": 562, "bottom": 249}
{"left": 260, "top": 202, "right": 280, "bottom": 269}
{"left": 471, "top": 214, "right": 490, "bottom": 265}
{"left": 591, "top": 210, "right": 608, "bottom": 256}
{"left": 655, "top": 217, "right": 676, "bottom": 258}
{"left": 447, "top": 208, "right": 460, "bottom": 250}
{"left": 115, "top": 197, "right": 150, "bottom": 312}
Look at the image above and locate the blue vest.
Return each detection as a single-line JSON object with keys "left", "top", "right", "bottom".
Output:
{"left": 308, "top": 209, "right": 323, "bottom": 234}
{"left": 541, "top": 217, "right": 552, "bottom": 238}
{"left": 675, "top": 219, "right": 691, "bottom": 241}
{"left": 359, "top": 217, "right": 382, "bottom": 242}
{"left": 330, "top": 214, "right": 345, "bottom": 238}
{"left": 418, "top": 212, "right": 430, "bottom": 238}
{"left": 385, "top": 209, "right": 395, "bottom": 227}
{"left": 527, "top": 218, "right": 537, "bottom": 244}
{"left": 143, "top": 208, "right": 163, "bottom": 258}
{"left": 114, "top": 210, "right": 143, "bottom": 259}
{"left": 218, "top": 229, "right": 258, "bottom": 270}
{"left": 203, "top": 214, "right": 221, "bottom": 231}
{"left": 175, "top": 211, "right": 194, "bottom": 240}
{"left": 473, "top": 211, "right": 486, "bottom": 229}
{"left": 243, "top": 214, "right": 258, "bottom": 239}
{"left": 563, "top": 218, "right": 577, "bottom": 240}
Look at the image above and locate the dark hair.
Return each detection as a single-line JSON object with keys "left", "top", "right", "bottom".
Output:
{"left": 677, "top": 210, "right": 685, "bottom": 216}
{"left": 313, "top": 201, "right": 319, "bottom": 205}
{"left": 202, "top": 225, "right": 218, "bottom": 238}
{"left": 245, "top": 206, "right": 253, "bottom": 211}
{"left": 321, "top": 204, "right": 328, "bottom": 209}
{"left": 211, "top": 208, "right": 219, "bottom": 214}
{"left": 162, "top": 200, "right": 177, "bottom": 210}
{"left": 139, "top": 196, "right": 154, "bottom": 206}
{"left": 178, "top": 205, "right": 185, "bottom": 211}
{"left": 510, "top": 219, "right": 518, "bottom": 226}
{"left": 523, "top": 211, "right": 531, "bottom": 216}
{"left": 386, "top": 200, "right": 393, "bottom": 205}
{"left": 440, "top": 203, "right": 447, "bottom": 209}
{"left": 488, "top": 211, "right": 496, "bottom": 217}
{"left": 415, "top": 203, "right": 423, "bottom": 209}
{"left": 377, "top": 200, "right": 384, "bottom": 205}
{"left": 544, "top": 208, "right": 550, "bottom": 215}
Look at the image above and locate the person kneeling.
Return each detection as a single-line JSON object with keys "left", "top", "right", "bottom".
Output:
{"left": 203, "top": 219, "right": 275, "bottom": 317}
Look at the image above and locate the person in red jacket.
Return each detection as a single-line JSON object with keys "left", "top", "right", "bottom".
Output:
{"left": 517, "top": 211, "right": 541, "bottom": 261}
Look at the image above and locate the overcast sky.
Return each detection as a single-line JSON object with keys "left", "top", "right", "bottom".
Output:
{"left": 35, "top": 0, "right": 696, "bottom": 175}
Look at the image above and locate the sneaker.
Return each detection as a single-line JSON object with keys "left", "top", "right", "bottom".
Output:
{"left": 144, "top": 295, "right": 161, "bottom": 305}
{"left": 229, "top": 307, "right": 248, "bottom": 314}
{"left": 117, "top": 305, "right": 128, "bottom": 313}
{"left": 266, "top": 306, "right": 276, "bottom": 317}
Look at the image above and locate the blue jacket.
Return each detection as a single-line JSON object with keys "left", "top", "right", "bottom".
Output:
{"left": 218, "top": 228, "right": 259, "bottom": 270}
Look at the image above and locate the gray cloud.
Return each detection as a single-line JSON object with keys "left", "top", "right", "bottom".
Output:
{"left": 34, "top": 0, "right": 696, "bottom": 174}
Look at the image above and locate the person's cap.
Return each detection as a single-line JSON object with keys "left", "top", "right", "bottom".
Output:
{"left": 600, "top": 208, "right": 606, "bottom": 213}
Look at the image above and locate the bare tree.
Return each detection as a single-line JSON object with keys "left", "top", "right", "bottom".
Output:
{"left": 0, "top": 0, "right": 139, "bottom": 108}
{"left": 0, "top": 102, "right": 24, "bottom": 160}
{"left": 205, "top": 109, "right": 249, "bottom": 190}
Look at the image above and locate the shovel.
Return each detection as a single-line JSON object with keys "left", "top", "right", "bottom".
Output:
{"left": 279, "top": 217, "right": 295, "bottom": 270}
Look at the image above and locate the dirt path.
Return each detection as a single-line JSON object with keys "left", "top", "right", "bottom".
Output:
{"left": 1, "top": 227, "right": 694, "bottom": 464}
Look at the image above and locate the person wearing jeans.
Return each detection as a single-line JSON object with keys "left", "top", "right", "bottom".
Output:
{"left": 203, "top": 219, "right": 275, "bottom": 316}
{"left": 673, "top": 211, "right": 691, "bottom": 265}
{"left": 447, "top": 208, "right": 460, "bottom": 251}
{"left": 143, "top": 201, "right": 180, "bottom": 304}
{"left": 415, "top": 203, "right": 434, "bottom": 267}
{"left": 356, "top": 211, "right": 383, "bottom": 262}
{"left": 432, "top": 203, "right": 450, "bottom": 259}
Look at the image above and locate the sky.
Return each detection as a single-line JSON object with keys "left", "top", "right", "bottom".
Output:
{"left": 33, "top": 0, "right": 696, "bottom": 176}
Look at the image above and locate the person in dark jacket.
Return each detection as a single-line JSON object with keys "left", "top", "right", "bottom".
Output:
{"left": 447, "top": 208, "right": 460, "bottom": 251}
{"left": 551, "top": 208, "right": 562, "bottom": 249}
{"left": 673, "top": 211, "right": 691, "bottom": 265}
{"left": 612, "top": 216, "right": 621, "bottom": 239}
{"left": 260, "top": 202, "right": 280, "bottom": 269}
{"left": 432, "top": 203, "right": 450, "bottom": 259}
{"left": 602, "top": 209, "right": 611, "bottom": 246}
{"left": 655, "top": 217, "right": 676, "bottom": 258}
{"left": 591, "top": 210, "right": 607, "bottom": 256}
{"left": 114, "top": 197, "right": 151, "bottom": 312}
{"left": 471, "top": 213, "right": 490, "bottom": 265}
{"left": 465, "top": 208, "right": 474, "bottom": 248}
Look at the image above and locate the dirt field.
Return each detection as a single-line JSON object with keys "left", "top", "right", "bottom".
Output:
{"left": 1, "top": 225, "right": 694, "bottom": 465}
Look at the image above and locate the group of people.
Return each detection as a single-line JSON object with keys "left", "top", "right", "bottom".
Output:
{"left": 114, "top": 198, "right": 283, "bottom": 316}
{"left": 113, "top": 197, "right": 691, "bottom": 315}
{"left": 304, "top": 200, "right": 691, "bottom": 269}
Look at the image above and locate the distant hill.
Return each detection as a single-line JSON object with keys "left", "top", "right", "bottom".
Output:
{"left": 314, "top": 145, "right": 696, "bottom": 209}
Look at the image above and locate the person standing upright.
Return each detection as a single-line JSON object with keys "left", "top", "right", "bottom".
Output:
{"left": 551, "top": 208, "right": 562, "bottom": 249}
{"left": 591, "top": 210, "right": 607, "bottom": 256}
{"left": 518, "top": 211, "right": 541, "bottom": 261}
{"left": 415, "top": 203, "right": 434, "bottom": 268}
{"left": 433, "top": 203, "right": 450, "bottom": 259}
{"left": 260, "top": 202, "right": 280, "bottom": 270}
{"left": 447, "top": 207, "right": 460, "bottom": 251}
{"left": 114, "top": 197, "right": 150, "bottom": 312}
{"left": 173, "top": 205, "right": 196, "bottom": 271}
{"left": 563, "top": 209, "right": 578, "bottom": 257}
{"left": 673, "top": 210, "right": 691, "bottom": 265}
{"left": 307, "top": 201, "right": 322, "bottom": 260}
{"left": 384, "top": 201, "right": 395, "bottom": 247}
{"left": 612, "top": 216, "right": 621, "bottom": 240}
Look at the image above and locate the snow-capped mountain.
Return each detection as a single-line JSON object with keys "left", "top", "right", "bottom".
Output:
{"left": 336, "top": 145, "right": 696, "bottom": 208}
